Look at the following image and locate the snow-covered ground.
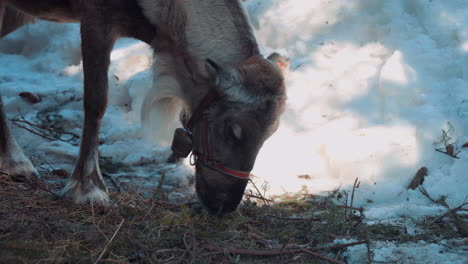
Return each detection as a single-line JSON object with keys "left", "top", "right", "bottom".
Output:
{"left": 1, "top": 0, "right": 467, "bottom": 263}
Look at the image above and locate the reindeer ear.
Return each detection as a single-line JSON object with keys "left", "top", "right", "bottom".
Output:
{"left": 267, "top": 52, "right": 291, "bottom": 77}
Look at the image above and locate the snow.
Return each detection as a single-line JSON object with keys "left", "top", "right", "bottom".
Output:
{"left": 0, "top": 20, "right": 192, "bottom": 194}
{"left": 339, "top": 238, "right": 468, "bottom": 264}
{"left": 244, "top": 0, "right": 468, "bottom": 218}
{"left": 1, "top": 0, "right": 467, "bottom": 262}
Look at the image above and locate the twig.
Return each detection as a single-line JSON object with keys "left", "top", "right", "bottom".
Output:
{"left": 10, "top": 116, "right": 79, "bottom": 143}
{"left": 133, "top": 199, "right": 155, "bottom": 222}
{"left": 14, "top": 112, "right": 80, "bottom": 139}
{"left": 92, "top": 203, "right": 109, "bottom": 241}
{"left": 154, "top": 248, "right": 188, "bottom": 254}
{"left": 337, "top": 205, "right": 364, "bottom": 212}
{"left": 345, "top": 177, "right": 360, "bottom": 219}
{"left": 94, "top": 219, "right": 125, "bottom": 264}
{"left": 420, "top": 188, "right": 468, "bottom": 236}
{"left": 419, "top": 187, "right": 440, "bottom": 205}
{"left": 246, "top": 232, "right": 272, "bottom": 248}
{"left": 301, "top": 249, "right": 346, "bottom": 264}
{"left": 266, "top": 214, "right": 321, "bottom": 222}
{"left": 366, "top": 234, "right": 373, "bottom": 264}
{"left": 156, "top": 225, "right": 194, "bottom": 240}
{"left": 434, "top": 202, "right": 468, "bottom": 223}
{"left": 202, "top": 240, "right": 367, "bottom": 259}
{"left": 310, "top": 241, "right": 367, "bottom": 251}
{"left": 102, "top": 173, "right": 122, "bottom": 193}
{"left": 202, "top": 244, "right": 305, "bottom": 256}
{"left": 182, "top": 230, "right": 196, "bottom": 262}
{"left": 244, "top": 193, "right": 274, "bottom": 203}
{"left": 1, "top": 171, "right": 60, "bottom": 199}
{"left": 11, "top": 122, "right": 58, "bottom": 141}
{"left": 435, "top": 149, "right": 460, "bottom": 159}
{"left": 248, "top": 179, "right": 270, "bottom": 206}
{"left": 350, "top": 178, "right": 359, "bottom": 209}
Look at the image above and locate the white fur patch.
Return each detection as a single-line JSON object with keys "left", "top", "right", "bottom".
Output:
{"left": 141, "top": 53, "right": 185, "bottom": 145}
{"left": 61, "top": 180, "right": 109, "bottom": 204}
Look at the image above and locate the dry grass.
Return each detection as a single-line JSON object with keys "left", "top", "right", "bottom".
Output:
{"left": 0, "top": 173, "right": 466, "bottom": 264}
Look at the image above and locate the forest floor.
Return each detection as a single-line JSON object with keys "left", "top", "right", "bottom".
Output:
{"left": 1, "top": 170, "right": 466, "bottom": 264}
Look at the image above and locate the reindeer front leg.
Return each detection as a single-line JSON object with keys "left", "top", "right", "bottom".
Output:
{"left": 61, "top": 13, "right": 117, "bottom": 203}
{"left": 0, "top": 96, "right": 39, "bottom": 178}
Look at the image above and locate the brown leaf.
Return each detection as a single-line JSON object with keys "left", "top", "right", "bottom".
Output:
{"left": 297, "top": 174, "right": 312, "bottom": 180}
{"left": 19, "top": 92, "right": 41, "bottom": 104}
{"left": 462, "top": 142, "right": 468, "bottom": 148}
{"left": 445, "top": 144, "right": 454, "bottom": 155}
{"left": 51, "top": 169, "right": 69, "bottom": 178}
{"left": 407, "top": 167, "right": 428, "bottom": 190}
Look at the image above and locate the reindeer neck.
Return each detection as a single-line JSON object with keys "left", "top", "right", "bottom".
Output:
{"left": 185, "top": 1, "right": 258, "bottom": 62}
{"left": 182, "top": 0, "right": 260, "bottom": 111}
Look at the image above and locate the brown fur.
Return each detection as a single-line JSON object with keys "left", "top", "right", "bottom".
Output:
{"left": 0, "top": 0, "right": 288, "bottom": 214}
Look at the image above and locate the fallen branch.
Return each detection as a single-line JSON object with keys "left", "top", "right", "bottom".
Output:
{"left": 301, "top": 249, "right": 346, "bottom": 264}
{"left": 266, "top": 214, "right": 321, "bottom": 222}
{"left": 337, "top": 205, "right": 364, "bottom": 212}
{"left": 434, "top": 202, "right": 468, "bottom": 223}
{"left": 201, "top": 240, "right": 367, "bottom": 263}
{"left": 435, "top": 149, "right": 460, "bottom": 159}
{"left": 10, "top": 115, "right": 80, "bottom": 143}
{"left": 244, "top": 193, "right": 274, "bottom": 203}
{"left": 310, "top": 241, "right": 367, "bottom": 251}
{"left": 94, "top": 219, "right": 125, "bottom": 264}
{"left": 11, "top": 121, "right": 58, "bottom": 141}
{"left": 1, "top": 171, "right": 60, "bottom": 199}
{"left": 420, "top": 188, "right": 468, "bottom": 236}
{"left": 102, "top": 173, "right": 122, "bottom": 193}
{"left": 419, "top": 187, "right": 440, "bottom": 205}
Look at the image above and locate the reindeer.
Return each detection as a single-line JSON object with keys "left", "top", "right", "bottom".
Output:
{"left": 0, "top": 0, "right": 288, "bottom": 215}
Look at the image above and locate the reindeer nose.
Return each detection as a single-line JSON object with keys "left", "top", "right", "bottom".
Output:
{"left": 198, "top": 191, "right": 239, "bottom": 215}
{"left": 212, "top": 193, "right": 230, "bottom": 215}
{"left": 195, "top": 163, "right": 248, "bottom": 215}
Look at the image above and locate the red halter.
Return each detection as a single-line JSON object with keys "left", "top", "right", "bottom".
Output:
{"left": 185, "top": 91, "right": 251, "bottom": 180}
{"left": 193, "top": 114, "right": 251, "bottom": 179}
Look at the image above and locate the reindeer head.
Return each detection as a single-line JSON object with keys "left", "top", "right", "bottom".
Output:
{"left": 188, "top": 53, "right": 289, "bottom": 215}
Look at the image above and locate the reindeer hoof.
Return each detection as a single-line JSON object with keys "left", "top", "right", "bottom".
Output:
{"left": 0, "top": 154, "right": 40, "bottom": 181}
{"left": 61, "top": 180, "right": 110, "bottom": 204}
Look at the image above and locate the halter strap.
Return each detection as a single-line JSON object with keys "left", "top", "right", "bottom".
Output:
{"left": 194, "top": 115, "right": 251, "bottom": 179}
{"left": 186, "top": 90, "right": 219, "bottom": 132}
